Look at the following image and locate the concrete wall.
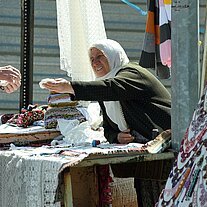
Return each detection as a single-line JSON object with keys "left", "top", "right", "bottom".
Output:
{"left": 0, "top": 0, "right": 205, "bottom": 113}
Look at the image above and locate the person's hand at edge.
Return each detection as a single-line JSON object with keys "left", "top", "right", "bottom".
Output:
{"left": 0, "top": 65, "right": 21, "bottom": 84}
{"left": 4, "top": 81, "right": 21, "bottom": 93}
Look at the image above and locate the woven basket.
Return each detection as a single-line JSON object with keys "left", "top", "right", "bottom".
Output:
{"left": 110, "top": 177, "right": 138, "bottom": 207}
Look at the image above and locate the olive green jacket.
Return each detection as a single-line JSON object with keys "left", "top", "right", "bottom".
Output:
{"left": 71, "top": 62, "right": 171, "bottom": 143}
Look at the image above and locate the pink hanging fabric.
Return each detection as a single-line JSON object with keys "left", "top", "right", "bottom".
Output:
{"left": 159, "top": 0, "right": 171, "bottom": 68}
{"left": 139, "top": 0, "right": 171, "bottom": 79}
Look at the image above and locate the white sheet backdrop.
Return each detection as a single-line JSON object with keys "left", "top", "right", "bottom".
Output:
{"left": 56, "top": 0, "right": 107, "bottom": 81}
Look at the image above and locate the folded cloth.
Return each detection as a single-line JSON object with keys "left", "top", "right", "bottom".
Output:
{"left": 44, "top": 106, "right": 86, "bottom": 129}
{"left": 7, "top": 105, "right": 46, "bottom": 128}
{"left": 0, "top": 114, "right": 14, "bottom": 124}
{"left": 47, "top": 93, "right": 78, "bottom": 107}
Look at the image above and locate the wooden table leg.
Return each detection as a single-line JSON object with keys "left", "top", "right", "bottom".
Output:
{"left": 64, "top": 166, "right": 99, "bottom": 207}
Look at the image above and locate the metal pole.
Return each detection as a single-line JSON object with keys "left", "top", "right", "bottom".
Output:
{"left": 20, "top": 0, "right": 34, "bottom": 111}
{"left": 171, "top": 0, "right": 200, "bottom": 150}
{"left": 200, "top": 3, "right": 207, "bottom": 94}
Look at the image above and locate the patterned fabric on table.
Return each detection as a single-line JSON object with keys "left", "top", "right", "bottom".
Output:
{"left": 139, "top": 0, "right": 171, "bottom": 79}
{"left": 6, "top": 105, "right": 46, "bottom": 128}
{"left": 0, "top": 153, "right": 63, "bottom": 207}
{"left": 156, "top": 86, "right": 207, "bottom": 206}
{"left": 44, "top": 106, "right": 86, "bottom": 129}
{"left": 98, "top": 165, "right": 113, "bottom": 206}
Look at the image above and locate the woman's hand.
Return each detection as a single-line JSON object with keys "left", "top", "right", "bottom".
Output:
{"left": 41, "top": 78, "right": 75, "bottom": 94}
{"left": 117, "top": 129, "right": 134, "bottom": 144}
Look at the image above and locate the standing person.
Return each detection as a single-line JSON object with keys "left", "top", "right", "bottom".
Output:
{"left": 0, "top": 65, "right": 21, "bottom": 93}
{"left": 42, "top": 39, "right": 171, "bottom": 144}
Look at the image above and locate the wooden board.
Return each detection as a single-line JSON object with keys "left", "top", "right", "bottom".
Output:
{"left": 76, "top": 151, "right": 175, "bottom": 167}
{"left": 0, "top": 130, "right": 61, "bottom": 145}
{"left": 65, "top": 166, "right": 138, "bottom": 207}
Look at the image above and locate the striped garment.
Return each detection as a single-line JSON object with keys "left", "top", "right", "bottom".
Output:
{"left": 139, "top": 0, "right": 171, "bottom": 79}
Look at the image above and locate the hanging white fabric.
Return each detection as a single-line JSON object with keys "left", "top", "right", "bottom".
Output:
{"left": 56, "top": 0, "right": 107, "bottom": 81}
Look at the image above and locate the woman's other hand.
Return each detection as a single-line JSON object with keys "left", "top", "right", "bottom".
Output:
{"left": 41, "top": 78, "right": 75, "bottom": 94}
{"left": 117, "top": 129, "right": 134, "bottom": 144}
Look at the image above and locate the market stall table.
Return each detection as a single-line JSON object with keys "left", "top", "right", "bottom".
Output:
{"left": 0, "top": 129, "right": 175, "bottom": 207}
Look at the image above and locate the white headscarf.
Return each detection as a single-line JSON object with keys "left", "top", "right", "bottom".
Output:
{"left": 89, "top": 39, "right": 130, "bottom": 131}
